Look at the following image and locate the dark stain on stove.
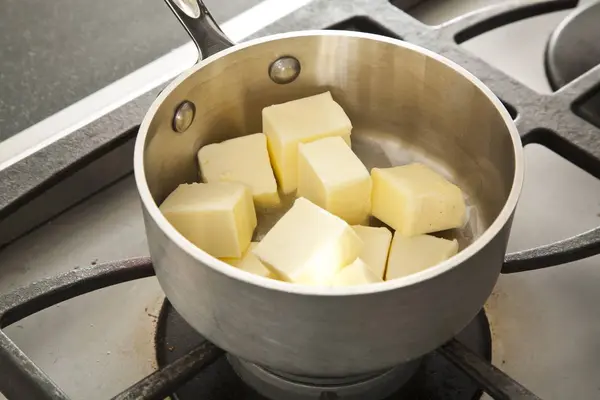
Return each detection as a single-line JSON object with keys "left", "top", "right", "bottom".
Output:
{"left": 147, "top": 311, "right": 159, "bottom": 321}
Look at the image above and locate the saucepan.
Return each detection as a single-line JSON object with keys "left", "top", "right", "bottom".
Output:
{"left": 133, "top": 0, "right": 523, "bottom": 378}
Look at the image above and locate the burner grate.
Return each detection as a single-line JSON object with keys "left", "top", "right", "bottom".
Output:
{"left": 1, "top": 0, "right": 599, "bottom": 399}
{"left": 0, "top": 259, "right": 537, "bottom": 400}
{"left": 154, "top": 299, "right": 491, "bottom": 400}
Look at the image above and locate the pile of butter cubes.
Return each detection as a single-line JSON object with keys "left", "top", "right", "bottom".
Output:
{"left": 159, "top": 92, "right": 467, "bottom": 286}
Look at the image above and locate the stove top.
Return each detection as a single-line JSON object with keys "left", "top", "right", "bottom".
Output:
{"left": 1, "top": 0, "right": 599, "bottom": 399}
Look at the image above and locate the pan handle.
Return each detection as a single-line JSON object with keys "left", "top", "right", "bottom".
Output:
{"left": 163, "top": 0, "right": 234, "bottom": 59}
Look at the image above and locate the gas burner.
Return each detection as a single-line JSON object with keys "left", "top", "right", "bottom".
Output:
{"left": 155, "top": 300, "right": 491, "bottom": 400}
{"left": 545, "top": 1, "right": 600, "bottom": 128}
{"left": 545, "top": 1, "right": 600, "bottom": 88}
{"left": 227, "top": 356, "right": 419, "bottom": 400}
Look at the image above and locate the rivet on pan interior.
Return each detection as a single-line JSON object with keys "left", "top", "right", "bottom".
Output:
{"left": 269, "top": 56, "right": 301, "bottom": 84}
{"left": 173, "top": 101, "right": 196, "bottom": 133}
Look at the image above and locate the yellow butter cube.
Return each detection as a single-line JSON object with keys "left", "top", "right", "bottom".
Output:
{"left": 386, "top": 233, "right": 458, "bottom": 280}
{"left": 298, "top": 137, "right": 371, "bottom": 224}
{"left": 198, "top": 133, "right": 280, "bottom": 208}
{"left": 253, "top": 197, "right": 362, "bottom": 285}
{"left": 222, "top": 243, "right": 272, "bottom": 278}
{"left": 330, "top": 258, "right": 383, "bottom": 286}
{"left": 371, "top": 163, "right": 466, "bottom": 236}
{"left": 262, "top": 91, "right": 353, "bottom": 193}
{"left": 159, "top": 182, "right": 256, "bottom": 258}
{"left": 352, "top": 225, "right": 392, "bottom": 279}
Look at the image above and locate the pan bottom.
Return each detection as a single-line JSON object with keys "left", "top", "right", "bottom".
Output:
{"left": 155, "top": 299, "right": 491, "bottom": 399}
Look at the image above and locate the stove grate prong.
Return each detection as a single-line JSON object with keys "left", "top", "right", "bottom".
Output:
{"left": 112, "top": 341, "right": 223, "bottom": 400}
{"left": 439, "top": 339, "right": 542, "bottom": 400}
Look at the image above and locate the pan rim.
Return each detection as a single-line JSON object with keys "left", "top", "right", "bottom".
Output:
{"left": 134, "top": 30, "right": 524, "bottom": 296}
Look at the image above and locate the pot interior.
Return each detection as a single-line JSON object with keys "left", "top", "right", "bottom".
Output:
{"left": 141, "top": 32, "right": 517, "bottom": 252}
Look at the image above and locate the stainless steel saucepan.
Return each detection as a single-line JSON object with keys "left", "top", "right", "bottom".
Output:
{"left": 133, "top": 0, "right": 523, "bottom": 378}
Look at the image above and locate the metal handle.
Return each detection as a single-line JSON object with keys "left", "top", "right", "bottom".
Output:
{"left": 502, "top": 226, "right": 600, "bottom": 274}
{"left": 163, "top": 0, "right": 234, "bottom": 60}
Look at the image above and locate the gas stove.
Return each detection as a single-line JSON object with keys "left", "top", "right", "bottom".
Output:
{"left": 1, "top": 0, "right": 600, "bottom": 399}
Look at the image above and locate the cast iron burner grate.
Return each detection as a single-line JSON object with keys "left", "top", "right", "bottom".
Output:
{"left": 154, "top": 300, "right": 492, "bottom": 400}
{"left": 1, "top": 0, "right": 600, "bottom": 399}
{"left": 0, "top": 259, "right": 534, "bottom": 400}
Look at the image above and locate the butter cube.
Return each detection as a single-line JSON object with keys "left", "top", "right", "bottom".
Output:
{"left": 371, "top": 163, "right": 466, "bottom": 236}
{"left": 198, "top": 133, "right": 280, "bottom": 208}
{"left": 222, "top": 243, "right": 272, "bottom": 278}
{"left": 386, "top": 233, "right": 458, "bottom": 280}
{"left": 298, "top": 137, "right": 371, "bottom": 224}
{"left": 253, "top": 197, "right": 362, "bottom": 285}
{"left": 352, "top": 225, "right": 392, "bottom": 279}
{"left": 262, "top": 91, "right": 353, "bottom": 193}
{"left": 330, "top": 258, "right": 383, "bottom": 286}
{"left": 159, "top": 182, "right": 256, "bottom": 258}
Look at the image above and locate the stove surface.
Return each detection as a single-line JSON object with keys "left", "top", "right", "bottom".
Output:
{"left": 1, "top": 0, "right": 600, "bottom": 399}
